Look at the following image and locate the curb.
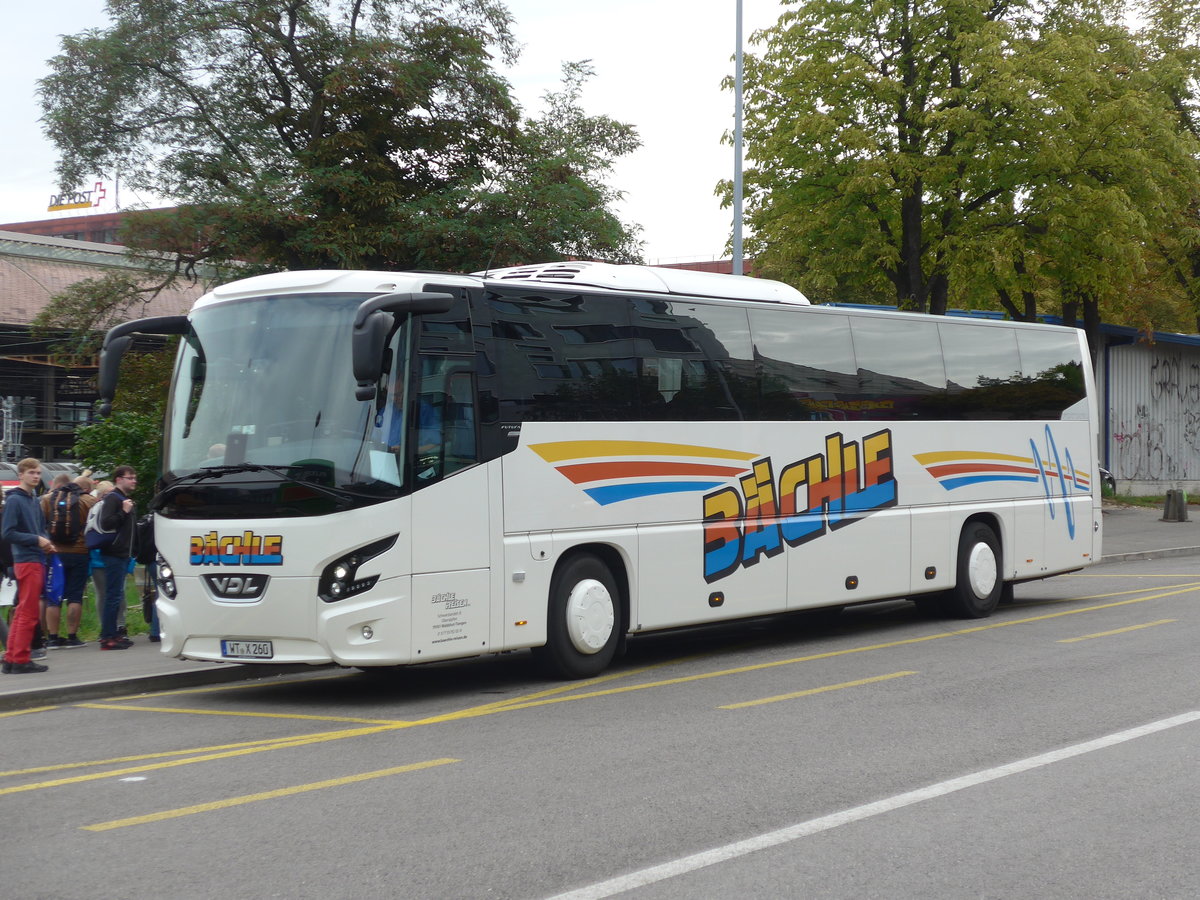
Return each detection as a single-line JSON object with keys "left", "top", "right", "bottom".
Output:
{"left": 0, "top": 663, "right": 312, "bottom": 712}
{"left": 1100, "top": 546, "right": 1200, "bottom": 563}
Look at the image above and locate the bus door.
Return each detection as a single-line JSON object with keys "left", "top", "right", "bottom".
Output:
{"left": 408, "top": 338, "right": 495, "bottom": 661}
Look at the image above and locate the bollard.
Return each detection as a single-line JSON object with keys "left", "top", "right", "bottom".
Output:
{"left": 1163, "top": 489, "right": 1190, "bottom": 522}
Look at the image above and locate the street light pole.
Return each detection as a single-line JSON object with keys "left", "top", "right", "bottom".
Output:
{"left": 732, "top": 0, "right": 744, "bottom": 276}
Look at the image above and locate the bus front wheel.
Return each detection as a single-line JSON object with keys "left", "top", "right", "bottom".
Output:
{"left": 945, "top": 522, "right": 1004, "bottom": 618}
{"left": 535, "top": 553, "right": 621, "bottom": 679}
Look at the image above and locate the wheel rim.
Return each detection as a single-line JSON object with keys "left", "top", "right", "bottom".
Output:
{"left": 565, "top": 578, "right": 615, "bottom": 654}
{"left": 966, "top": 541, "right": 998, "bottom": 598}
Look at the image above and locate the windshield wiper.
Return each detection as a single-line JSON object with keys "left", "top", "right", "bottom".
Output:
{"left": 160, "top": 463, "right": 388, "bottom": 502}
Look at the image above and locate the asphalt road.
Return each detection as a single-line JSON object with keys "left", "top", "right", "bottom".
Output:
{"left": 4, "top": 554, "right": 1199, "bottom": 899}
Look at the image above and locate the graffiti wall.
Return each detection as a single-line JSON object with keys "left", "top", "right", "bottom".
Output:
{"left": 1106, "top": 342, "right": 1200, "bottom": 494}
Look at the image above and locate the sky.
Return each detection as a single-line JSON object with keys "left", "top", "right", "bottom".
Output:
{"left": 0, "top": 0, "right": 791, "bottom": 264}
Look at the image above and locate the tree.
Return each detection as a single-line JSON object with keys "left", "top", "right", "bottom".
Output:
{"left": 733, "top": 0, "right": 1200, "bottom": 354}
{"left": 734, "top": 0, "right": 1037, "bottom": 313}
{"left": 1138, "top": 0, "right": 1200, "bottom": 331}
{"left": 40, "top": 0, "right": 641, "bottom": 276}
{"left": 73, "top": 410, "right": 163, "bottom": 509}
{"left": 983, "top": 10, "right": 1200, "bottom": 355}
{"left": 71, "top": 348, "right": 176, "bottom": 506}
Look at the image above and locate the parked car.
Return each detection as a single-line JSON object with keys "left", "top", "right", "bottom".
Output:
{"left": 1099, "top": 466, "right": 1116, "bottom": 493}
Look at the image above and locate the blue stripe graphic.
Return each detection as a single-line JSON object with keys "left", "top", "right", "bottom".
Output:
{"left": 583, "top": 481, "right": 725, "bottom": 506}
{"left": 938, "top": 474, "right": 1040, "bottom": 491}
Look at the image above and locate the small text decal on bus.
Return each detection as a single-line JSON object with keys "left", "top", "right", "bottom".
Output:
{"left": 190, "top": 531, "right": 284, "bottom": 566}
{"left": 702, "top": 430, "right": 897, "bottom": 583}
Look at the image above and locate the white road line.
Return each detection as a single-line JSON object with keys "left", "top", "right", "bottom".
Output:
{"left": 547, "top": 710, "right": 1200, "bottom": 900}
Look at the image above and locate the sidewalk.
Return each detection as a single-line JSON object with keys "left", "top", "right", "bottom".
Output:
{"left": 2, "top": 502, "right": 1197, "bottom": 711}
{"left": 1098, "top": 501, "right": 1200, "bottom": 561}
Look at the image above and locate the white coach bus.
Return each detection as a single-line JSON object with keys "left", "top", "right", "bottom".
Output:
{"left": 99, "top": 262, "right": 1101, "bottom": 678}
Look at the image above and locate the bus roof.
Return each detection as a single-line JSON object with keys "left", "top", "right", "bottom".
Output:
{"left": 195, "top": 264, "right": 811, "bottom": 311}
{"left": 478, "top": 261, "right": 810, "bottom": 305}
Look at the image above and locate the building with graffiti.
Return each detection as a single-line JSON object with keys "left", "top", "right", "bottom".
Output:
{"left": 1097, "top": 325, "right": 1200, "bottom": 496}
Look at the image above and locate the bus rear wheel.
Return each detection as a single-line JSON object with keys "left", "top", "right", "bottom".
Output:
{"left": 535, "top": 552, "right": 621, "bottom": 679}
{"left": 944, "top": 522, "right": 1003, "bottom": 618}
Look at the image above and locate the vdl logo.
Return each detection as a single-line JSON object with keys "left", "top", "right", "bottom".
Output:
{"left": 203, "top": 573, "right": 269, "bottom": 600}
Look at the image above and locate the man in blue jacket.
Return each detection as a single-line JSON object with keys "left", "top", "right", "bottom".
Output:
{"left": 1, "top": 458, "right": 56, "bottom": 674}
{"left": 97, "top": 465, "right": 138, "bottom": 651}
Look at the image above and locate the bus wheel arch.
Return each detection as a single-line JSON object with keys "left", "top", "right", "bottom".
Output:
{"left": 534, "top": 546, "right": 627, "bottom": 679}
{"left": 945, "top": 516, "right": 1004, "bottom": 618}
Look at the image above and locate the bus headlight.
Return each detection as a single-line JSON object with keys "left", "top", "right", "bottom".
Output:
{"left": 156, "top": 553, "right": 177, "bottom": 599}
{"left": 319, "top": 535, "right": 397, "bottom": 603}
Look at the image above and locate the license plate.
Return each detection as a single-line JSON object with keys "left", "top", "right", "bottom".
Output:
{"left": 221, "top": 639, "right": 274, "bottom": 660}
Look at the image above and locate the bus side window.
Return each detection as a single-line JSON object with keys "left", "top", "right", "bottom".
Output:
{"left": 443, "top": 371, "right": 477, "bottom": 469}
{"left": 417, "top": 360, "right": 478, "bottom": 479}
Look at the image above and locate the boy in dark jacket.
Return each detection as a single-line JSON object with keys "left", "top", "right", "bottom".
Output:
{"left": 97, "top": 465, "right": 138, "bottom": 650}
{"left": 1, "top": 458, "right": 56, "bottom": 673}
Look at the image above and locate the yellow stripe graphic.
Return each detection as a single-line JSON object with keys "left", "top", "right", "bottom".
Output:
{"left": 530, "top": 440, "right": 757, "bottom": 463}
{"left": 914, "top": 450, "right": 1033, "bottom": 464}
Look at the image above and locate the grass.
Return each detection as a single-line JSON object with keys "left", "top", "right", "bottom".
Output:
{"left": 1105, "top": 493, "right": 1196, "bottom": 509}
{"left": 2, "top": 573, "right": 152, "bottom": 644}
{"left": 74, "top": 576, "right": 154, "bottom": 641}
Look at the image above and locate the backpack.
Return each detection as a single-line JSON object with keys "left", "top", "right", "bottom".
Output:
{"left": 134, "top": 513, "right": 156, "bottom": 565}
{"left": 84, "top": 497, "right": 117, "bottom": 550}
{"left": 47, "top": 484, "right": 84, "bottom": 545}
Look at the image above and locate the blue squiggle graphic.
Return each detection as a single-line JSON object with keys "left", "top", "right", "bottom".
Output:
{"left": 1032, "top": 427, "right": 1075, "bottom": 539}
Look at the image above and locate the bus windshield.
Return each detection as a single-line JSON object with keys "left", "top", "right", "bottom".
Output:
{"left": 162, "top": 293, "right": 413, "bottom": 505}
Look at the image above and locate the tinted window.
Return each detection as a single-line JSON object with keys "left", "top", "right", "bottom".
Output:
{"left": 1016, "top": 329, "right": 1086, "bottom": 418}
{"left": 486, "top": 290, "right": 640, "bottom": 423}
{"left": 631, "top": 301, "right": 754, "bottom": 420}
{"left": 751, "top": 309, "right": 858, "bottom": 420}
{"left": 850, "top": 317, "right": 947, "bottom": 419}
{"left": 940, "top": 323, "right": 1023, "bottom": 419}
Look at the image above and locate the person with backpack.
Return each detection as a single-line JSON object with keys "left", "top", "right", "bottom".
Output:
{"left": 91, "top": 465, "right": 138, "bottom": 651}
{"left": 39, "top": 473, "right": 96, "bottom": 648}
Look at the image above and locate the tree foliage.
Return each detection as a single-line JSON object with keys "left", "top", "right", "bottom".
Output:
{"left": 70, "top": 348, "right": 176, "bottom": 506}
{"left": 72, "top": 410, "right": 163, "bottom": 508}
{"left": 733, "top": 0, "right": 1200, "bottom": 355}
{"left": 40, "top": 0, "right": 642, "bottom": 275}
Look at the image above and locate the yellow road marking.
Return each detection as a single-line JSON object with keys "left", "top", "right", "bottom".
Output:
{"left": 1068, "top": 573, "right": 1200, "bottom": 578}
{"left": 1057, "top": 619, "right": 1177, "bottom": 643}
{"left": 0, "top": 724, "right": 403, "bottom": 795}
{"left": 720, "top": 671, "right": 918, "bottom": 709}
{"left": 1025, "top": 582, "right": 1200, "bottom": 602}
{"left": 82, "top": 758, "right": 459, "bottom": 831}
{"left": 435, "top": 583, "right": 1200, "bottom": 716}
{"left": 76, "top": 703, "right": 408, "bottom": 725}
{"left": 10, "top": 581, "right": 1197, "bottom": 794}
{"left": 0, "top": 729, "right": 371, "bottom": 778}
{"left": 0, "top": 706, "right": 58, "bottom": 718}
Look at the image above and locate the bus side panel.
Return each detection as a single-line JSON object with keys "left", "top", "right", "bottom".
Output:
{"left": 411, "top": 465, "right": 490, "bottom": 574}
{"left": 411, "top": 569, "right": 491, "bottom": 662}
{"left": 786, "top": 506, "right": 912, "bottom": 609}
{"left": 407, "top": 465, "right": 492, "bottom": 661}
{"left": 636, "top": 521, "right": 785, "bottom": 630}
{"left": 500, "top": 532, "right": 551, "bottom": 651}
{"left": 1011, "top": 498, "right": 1047, "bottom": 578}
{"left": 906, "top": 504, "right": 954, "bottom": 596}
